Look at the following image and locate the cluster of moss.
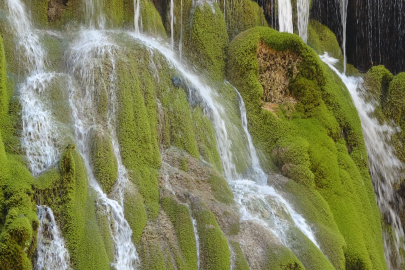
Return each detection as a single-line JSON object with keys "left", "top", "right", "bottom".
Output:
{"left": 0, "top": 35, "right": 39, "bottom": 270}
{"left": 227, "top": 26, "right": 387, "bottom": 269}
{"left": 190, "top": 198, "right": 230, "bottom": 270}
{"left": 161, "top": 196, "right": 197, "bottom": 270}
{"left": 363, "top": 66, "right": 405, "bottom": 173}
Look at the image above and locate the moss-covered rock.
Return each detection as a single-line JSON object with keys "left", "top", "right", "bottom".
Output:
{"left": 191, "top": 198, "right": 230, "bottom": 270}
{"left": 124, "top": 181, "right": 147, "bottom": 244}
{"left": 218, "top": 0, "right": 267, "bottom": 41}
{"left": 227, "top": 26, "right": 387, "bottom": 270}
{"left": 89, "top": 130, "right": 118, "bottom": 194}
{"left": 161, "top": 196, "right": 197, "bottom": 270}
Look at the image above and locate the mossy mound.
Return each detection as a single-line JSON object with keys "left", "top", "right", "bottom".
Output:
{"left": 190, "top": 198, "right": 231, "bottom": 270}
{"left": 218, "top": 0, "right": 267, "bottom": 41}
{"left": 89, "top": 130, "right": 118, "bottom": 194}
{"left": 227, "top": 26, "right": 387, "bottom": 270}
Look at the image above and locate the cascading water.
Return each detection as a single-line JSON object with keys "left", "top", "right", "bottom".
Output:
{"left": 278, "top": 0, "right": 293, "bottom": 33}
{"left": 6, "top": 0, "right": 60, "bottom": 176}
{"left": 36, "top": 206, "right": 71, "bottom": 270}
{"left": 134, "top": 0, "right": 141, "bottom": 34}
{"left": 128, "top": 32, "right": 322, "bottom": 260}
{"left": 338, "top": 0, "right": 348, "bottom": 73}
{"left": 67, "top": 29, "right": 140, "bottom": 269}
{"left": 321, "top": 52, "right": 405, "bottom": 270}
{"left": 170, "top": 0, "right": 174, "bottom": 49}
{"left": 85, "top": 0, "right": 106, "bottom": 29}
{"left": 297, "top": 0, "right": 309, "bottom": 43}
{"left": 190, "top": 209, "right": 201, "bottom": 270}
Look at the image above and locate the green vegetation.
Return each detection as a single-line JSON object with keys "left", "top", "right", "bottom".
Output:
{"left": 90, "top": 130, "right": 118, "bottom": 194}
{"left": 187, "top": 2, "right": 228, "bottom": 80}
{"left": 191, "top": 199, "right": 230, "bottom": 270}
{"left": 227, "top": 26, "right": 387, "bottom": 269}
{"left": 218, "top": 0, "right": 267, "bottom": 41}
{"left": 124, "top": 183, "right": 147, "bottom": 244}
{"left": 229, "top": 241, "right": 249, "bottom": 270}
{"left": 208, "top": 172, "right": 234, "bottom": 204}
{"left": 161, "top": 197, "right": 197, "bottom": 270}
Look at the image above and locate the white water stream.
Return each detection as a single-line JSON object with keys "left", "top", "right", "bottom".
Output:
{"left": 134, "top": 0, "right": 141, "bottom": 35}
{"left": 297, "top": 0, "right": 310, "bottom": 43}
{"left": 36, "top": 206, "right": 71, "bottom": 270}
{"left": 278, "top": 0, "right": 293, "bottom": 33}
{"left": 7, "top": 0, "right": 60, "bottom": 176}
{"left": 67, "top": 29, "right": 140, "bottom": 269}
{"left": 321, "top": 52, "right": 405, "bottom": 270}
{"left": 338, "top": 0, "right": 348, "bottom": 73}
{"left": 190, "top": 210, "right": 201, "bottom": 270}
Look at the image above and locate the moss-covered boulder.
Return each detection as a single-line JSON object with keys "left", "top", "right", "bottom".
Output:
{"left": 89, "top": 130, "right": 118, "bottom": 194}
{"left": 227, "top": 26, "right": 387, "bottom": 270}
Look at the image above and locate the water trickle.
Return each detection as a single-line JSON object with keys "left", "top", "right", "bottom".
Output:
{"left": 278, "top": 0, "right": 293, "bottom": 33}
{"left": 179, "top": 0, "right": 183, "bottom": 61}
{"left": 297, "top": 0, "right": 310, "bottom": 43}
{"left": 134, "top": 0, "right": 141, "bottom": 35}
{"left": 36, "top": 206, "right": 70, "bottom": 270}
{"left": 67, "top": 30, "right": 140, "bottom": 269}
{"left": 170, "top": 0, "right": 175, "bottom": 50}
{"left": 338, "top": 0, "right": 348, "bottom": 73}
{"left": 84, "top": 0, "right": 106, "bottom": 29}
{"left": 190, "top": 210, "right": 201, "bottom": 269}
{"left": 7, "top": 0, "right": 60, "bottom": 175}
{"left": 321, "top": 52, "right": 405, "bottom": 270}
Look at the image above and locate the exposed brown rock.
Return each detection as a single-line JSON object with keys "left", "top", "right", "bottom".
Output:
{"left": 257, "top": 40, "right": 301, "bottom": 104}
{"left": 48, "top": 0, "right": 66, "bottom": 22}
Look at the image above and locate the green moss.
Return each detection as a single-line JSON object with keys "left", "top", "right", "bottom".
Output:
{"left": 124, "top": 184, "right": 147, "bottom": 244}
{"left": 58, "top": 145, "right": 111, "bottom": 270}
{"left": 308, "top": 19, "right": 344, "bottom": 72}
{"left": 218, "top": 0, "right": 267, "bottom": 41}
{"left": 227, "top": 26, "right": 387, "bottom": 270}
{"left": 0, "top": 155, "right": 38, "bottom": 270}
{"left": 191, "top": 199, "right": 230, "bottom": 270}
{"left": 229, "top": 241, "right": 249, "bottom": 270}
{"left": 90, "top": 130, "right": 118, "bottom": 194}
{"left": 208, "top": 172, "right": 234, "bottom": 204}
{"left": 271, "top": 136, "right": 315, "bottom": 187}
{"left": 94, "top": 205, "right": 114, "bottom": 262}
{"left": 385, "top": 72, "right": 405, "bottom": 124}
{"left": 180, "top": 156, "right": 188, "bottom": 172}
{"left": 265, "top": 244, "right": 305, "bottom": 270}
{"left": 161, "top": 197, "right": 197, "bottom": 270}
{"left": 139, "top": 0, "right": 167, "bottom": 37}
{"left": 139, "top": 234, "right": 167, "bottom": 270}
{"left": 192, "top": 107, "right": 223, "bottom": 173}
{"left": 187, "top": 3, "right": 228, "bottom": 80}
{"left": 278, "top": 177, "right": 346, "bottom": 269}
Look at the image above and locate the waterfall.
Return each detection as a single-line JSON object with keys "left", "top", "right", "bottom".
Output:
{"left": 170, "top": 0, "right": 174, "bottom": 50}
{"left": 6, "top": 0, "right": 59, "bottom": 175}
{"left": 67, "top": 30, "right": 140, "bottom": 269}
{"left": 36, "top": 206, "right": 70, "bottom": 270}
{"left": 297, "top": 0, "right": 310, "bottom": 43}
{"left": 179, "top": 0, "right": 183, "bottom": 61}
{"left": 190, "top": 209, "right": 201, "bottom": 270}
{"left": 278, "top": 0, "right": 293, "bottom": 33}
{"left": 321, "top": 52, "right": 405, "bottom": 270}
{"left": 338, "top": 0, "right": 348, "bottom": 73}
{"left": 134, "top": 0, "right": 141, "bottom": 35}
{"left": 129, "top": 32, "right": 321, "bottom": 256}
{"left": 85, "top": 0, "right": 106, "bottom": 29}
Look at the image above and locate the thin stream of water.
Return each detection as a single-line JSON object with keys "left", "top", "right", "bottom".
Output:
{"left": 321, "top": 52, "right": 405, "bottom": 270}
{"left": 278, "top": 0, "right": 293, "bottom": 33}
{"left": 36, "top": 206, "right": 70, "bottom": 270}
{"left": 297, "top": 0, "right": 310, "bottom": 43}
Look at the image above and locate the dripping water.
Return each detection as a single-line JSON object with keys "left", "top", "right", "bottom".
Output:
{"left": 338, "top": 0, "right": 348, "bottom": 73}
{"left": 297, "top": 0, "right": 310, "bottom": 43}
{"left": 321, "top": 52, "right": 405, "bottom": 270}
{"left": 134, "top": 0, "right": 141, "bottom": 35}
{"left": 170, "top": 0, "right": 174, "bottom": 50}
{"left": 278, "top": 0, "right": 293, "bottom": 33}
{"left": 36, "top": 206, "right": 70, "bottom": 270}
{"left": 189, "top": 208, "right": 201, "bottom": 270}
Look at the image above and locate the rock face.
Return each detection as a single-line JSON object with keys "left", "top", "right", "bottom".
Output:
{"left": 311, "top": 0, "right": 405, "bottom": 74}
